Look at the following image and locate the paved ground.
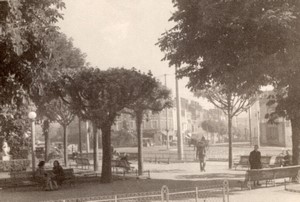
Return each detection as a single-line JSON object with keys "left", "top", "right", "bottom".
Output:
{"left": 0, "top": 145, "right": 298, "bottom": 202}
{"left": 1, "top": 161, "right": 299, "bottom": 202}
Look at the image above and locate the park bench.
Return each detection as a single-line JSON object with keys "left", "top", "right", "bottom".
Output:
{"left": 234, "top": 155, "right": 274, "bottom": 170}
{"left": 239, "top": 165, "right": 300, "bottom": 190}
{"left": 111, "top": 159, "right": 135, "bottom": 173}
{"left": 75, "top": 158, "right": 91, "bottom": 170}
{"left": 9, "top": 168, "right": 75, "bottom": 189}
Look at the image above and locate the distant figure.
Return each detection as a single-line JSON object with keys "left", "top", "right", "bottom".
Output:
{"left": 52, "top": 160, "right": 65, "bottom": 186}
{"left": 282, "top": 150, "right": 292, "bottom": 167}
{"left": 196, "top": 140, "right": 207, "bottom": 172}
{"left": 249, "top": 145, "right": 262, "bottom": 186}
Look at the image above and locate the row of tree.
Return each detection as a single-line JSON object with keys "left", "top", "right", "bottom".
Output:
{"left": 0, "top": 1, "right": 172, "bottom": 183}
{"left": 158, "top": 0, "right": 300, "bottom": 167}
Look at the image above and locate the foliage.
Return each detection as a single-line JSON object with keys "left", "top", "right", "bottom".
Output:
{"left": 0, "top": 0, "right": 65, "bottom": 111}
{"left": 59, "top": 67, "right": 165, "bottom": 183}
{"left": 0, "top": 105, "right": 31, "bottom": 159}
{"left": 157, "top": 0, "right": 300, "bottom": 166}
{"left": 201, "top": 119, "right": 227, "bottom": 135}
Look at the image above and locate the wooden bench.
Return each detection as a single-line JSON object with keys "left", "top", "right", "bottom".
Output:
{"left": 75, "top": 158, "right": 91, "bottom": 170}
{"left": 240, "top": 165, "right": 300, "bottom": 190}
{"left": 9, "top": 168, "right": 75, "bottom": 189}
{"left": 111, "top": 159, "right": 134, "bottom": 173}
{"left": 234, "top": 155, "right": 274, "bottom": 170}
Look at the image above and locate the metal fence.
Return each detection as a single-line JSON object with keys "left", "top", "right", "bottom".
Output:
{"left": 43, "top": 180, "right": 229, "bottom": 202}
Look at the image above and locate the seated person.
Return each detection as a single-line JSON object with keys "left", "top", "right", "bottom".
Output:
{"left": 282, "top": 150, "right": 292, "bottom": 166}
{"left": 52, "top": 160, "right": 65, "bottom": 186}
{"left": 120, "top": 154, "right": 131, "bottom": 172}
{"left": 35, "top": 161, "right": 56, "bottom": 190}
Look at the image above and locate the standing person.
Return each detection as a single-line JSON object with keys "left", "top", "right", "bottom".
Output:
{"left": 52, "top": 160, "right": 65, "bottom": 187}
{"left": 196, "top": 140, "right": 207, "bottom": 172}
{"left": 249, "top": 145, "right": 262, "bottom": 186}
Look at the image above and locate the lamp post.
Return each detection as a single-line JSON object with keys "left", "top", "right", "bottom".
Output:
{"left": 28, "top": 111, "right": 37, "bottom": 172}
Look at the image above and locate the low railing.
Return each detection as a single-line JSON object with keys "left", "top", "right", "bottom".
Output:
{"left": 43, "top": 180, "right": 230, "bottom": 202}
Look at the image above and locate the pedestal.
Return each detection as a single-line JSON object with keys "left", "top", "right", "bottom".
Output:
{"left": 2, "top": 156, "right": 11, "bottom": 161}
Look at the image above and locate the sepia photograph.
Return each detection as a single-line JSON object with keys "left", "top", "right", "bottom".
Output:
{"left": 0, "top": 0, "right": 300, "bottom": 201}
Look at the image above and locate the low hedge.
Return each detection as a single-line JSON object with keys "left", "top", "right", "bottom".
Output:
{"left": 0, "top": 159, "right": 30, "bottom": 171}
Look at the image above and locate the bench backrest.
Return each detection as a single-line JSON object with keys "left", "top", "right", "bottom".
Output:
{"left": 63, "top": 168, "right": 74, "bottom": 177}
{"left": 76, "top": 158, "right": 90, "bottom": 165}
{"left": 246, "top": 165, "right": 300, "bottom": 181}
{"left": 239, "top": 156, "right": 249, "bottom": 164}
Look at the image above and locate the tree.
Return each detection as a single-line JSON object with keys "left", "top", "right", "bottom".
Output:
{"left": 44, "top": 98, "right": 74, "bottom": 166}
{"left": 126, "top": 82, "right": 172, "bottom": 176}
{"left": 196, "top": 84, "right": 254, "bottom": 168}
{"left": 60, "top": 67, "right": 162, "bottom": 183}
{"left": 1, "top": 0, "right": 65, "bottom": 160}
{"left": 30, "top": 33, "right": 86, "bottom": 161}
{"left": 157, "top": 0, "right": 300, "bottom": 165}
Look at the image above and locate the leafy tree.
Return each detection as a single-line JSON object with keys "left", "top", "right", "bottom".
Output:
{"left": 157, "top": 0, "right": 299, "bottom": 166}
{"left": 60, "top": 67, "right": 160, "bottom": 183}
{"left": 30, "top": 33, "right": 86, "bottom": 161}
{"left": 125, "top": 81, "right": 172, "bottom": 175}
{"left": 0, "top": 0, "right": 65, "bottom": 160}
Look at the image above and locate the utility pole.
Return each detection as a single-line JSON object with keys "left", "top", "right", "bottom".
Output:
{"left": 257, "top": 111, "right": 260, "bottom": 147}
{"left": 164, "top": 74, "right": 169, "bottom": 150}
{"left": 175, "top": 66, "right": 184, "bottom": 160}
{"left": 78, "top": 117, "right": 82, "bottom": 155}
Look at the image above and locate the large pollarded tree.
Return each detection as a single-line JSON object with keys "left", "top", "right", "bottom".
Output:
{"left": 158, "top": 0, "right": 300, "bottom": 164}
{"left": 126, "top": 82, "right": 172, "bottom": 176}
{"left": 60, "top": 67, "right": 162, "bottom": 183}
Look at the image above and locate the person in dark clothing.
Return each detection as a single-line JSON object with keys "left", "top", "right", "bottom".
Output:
{"left": 196, "top": 140, "right": 207, "bottom": 172}
{"left": 35, "top": 161, "right": 54, "bottom": 190}
{"left": 52, "top": 160, "right": 65, "bottom": 186}
{"left": 282, "top": 150, "right": 292, "bottom": 166}
{"left": 249, "top": 145, "right": 262, "bottom": 186}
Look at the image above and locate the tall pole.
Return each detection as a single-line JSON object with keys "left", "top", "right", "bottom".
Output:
{"left": 257, "top": 111, "right": 260, "bottom": 147}
{"left": 164, "top": 74, "right": 169, "bottom": 150}
{"left": 175, "top": 66, "right": 184, "bottom": 160}
{"left": 248, "top": 108, "right": 252, "bottom": 146}
{"left": 31, "top": 120, "right": 36, "bottom": 172}
{"left": 28, "top": 111, "right": 37, "bottom": 172}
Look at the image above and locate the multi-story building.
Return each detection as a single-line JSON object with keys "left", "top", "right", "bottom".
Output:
{"left": 112, "top": 97, "right": 207, "bottom": 146}
{"left": 249, "top": 91, "right": 292, "bottom": 147}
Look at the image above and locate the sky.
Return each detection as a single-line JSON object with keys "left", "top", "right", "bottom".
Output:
{"left": 57, "top": 0, "right": 213, "bottom": 109}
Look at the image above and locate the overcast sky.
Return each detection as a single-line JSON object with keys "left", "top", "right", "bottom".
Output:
{"left": 58, "top": 0, "right": 213, "bottom": 109}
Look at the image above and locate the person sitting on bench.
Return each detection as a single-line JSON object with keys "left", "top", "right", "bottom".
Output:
{"left": 282, "top": 150, "right": 292, "bottom": 167}
{"left": 52, "top": 160, "right": 65, "bottom": 186}
{"left": 35, "top": 161, "right": 57, "bottom": 191}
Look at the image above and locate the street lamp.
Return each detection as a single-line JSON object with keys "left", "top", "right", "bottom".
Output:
{"left": 28, "top": 111, "right": 37, "bottom": 172}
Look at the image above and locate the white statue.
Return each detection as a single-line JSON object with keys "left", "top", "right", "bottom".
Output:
{"left": 2, "top": 141, "right": 10, "bottom": 156}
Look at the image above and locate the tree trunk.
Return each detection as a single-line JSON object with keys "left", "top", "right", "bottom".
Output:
{"left": 43, "top": 119, "right": 50, "bottom": 162}
{"left": 101, "top": 123, "right": 112, "bottom": 183}
{"left": 63, "top": 125, "right": 68, "bottom": 167}
{"left": 86, "top": 121, "right": 90, "bottom": 153}
{"left": 78, "top": 117, "right": 82, "bottom": 155}
{"left": 136, "top": 111, "right": 144, "bottom": 176}
{"left": 92, "top": 121, "right": 99, "bottom": 171}
{"left": 291, "top": 117, "right": 300, "bottom": 165}
{"left": 228, "top": 115, "right": 233, "bottom": 169}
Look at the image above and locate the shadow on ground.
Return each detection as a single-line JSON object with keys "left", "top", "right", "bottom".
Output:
{"left": 177, "top": 172, "right": 245, "bottom": 180}
{"left": 0, "top": 177, "right": 242, "bottom": 202}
